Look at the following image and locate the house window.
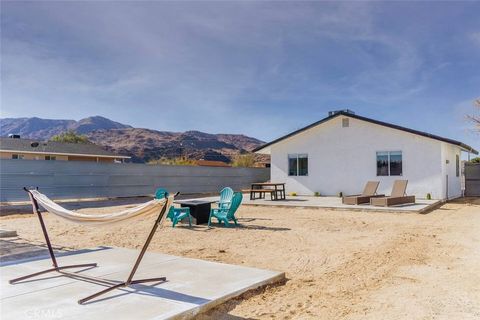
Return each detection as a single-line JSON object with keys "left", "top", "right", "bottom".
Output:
{"left": 288, "top": 154, "right": 297, "bottom": 176}
{"left": 376, "top": 151, "right": 402, "bottom": 176}
{"left": 11, "top": 154, "right": 24, "bottom": 160}
{"left": 45, "top": 155, "right": 56, "bottom": 161}
{"left": 288, "top": 154, "right": 308, "bottom": 176}
{"left": 456, "top": 154, "right": 459, "bottom": 177}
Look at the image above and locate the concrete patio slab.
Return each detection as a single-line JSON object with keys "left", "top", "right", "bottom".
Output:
{"left": 1, "top": 247, "right": 284, "bottom": 320}
{"left": 192, "top": 195, "right": 442, "bottom": 213}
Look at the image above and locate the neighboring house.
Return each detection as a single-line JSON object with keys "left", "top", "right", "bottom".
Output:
{"left": 254, "top": 161, "right": 271, "bottom": 168}
{"left": 196, "top": 159, "right": 231, "bottom": 167}
{"left": 254, "top": 110, "right": 478, "bottom": 200}
{"left": 0, "top": 137, "right": 130, "bottom": 163}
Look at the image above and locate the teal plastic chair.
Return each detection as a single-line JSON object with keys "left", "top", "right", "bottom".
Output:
{"left": 155, "top": 188, "right": 192, "bottom": 228}
{"left": 209, "top": 192, "right": 243, "bottom": 227}
{"left": 217, "top": 187, "right": 234, "bottom": 209}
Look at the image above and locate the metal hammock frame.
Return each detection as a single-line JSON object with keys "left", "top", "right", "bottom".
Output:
{"left": 9, "top": 187, "right": 171, "bottom": 305}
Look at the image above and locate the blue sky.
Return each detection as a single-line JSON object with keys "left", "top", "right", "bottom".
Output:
{"left": 1, "top": 1, "right": 479, "bottom": 149}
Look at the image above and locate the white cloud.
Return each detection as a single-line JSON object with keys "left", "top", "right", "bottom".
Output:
{"left": 470, "top": 32, "right": 480, "bottom": 47}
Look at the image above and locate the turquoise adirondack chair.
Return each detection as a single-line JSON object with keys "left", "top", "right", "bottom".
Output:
{"left": 209, "top": 192, "right": 243, "bottom": 227}
{"left": 155, "top": 188, "right": 192, "bottom": 228}
{"left": 217, "top": 187, "right": 234, "bottom": 209}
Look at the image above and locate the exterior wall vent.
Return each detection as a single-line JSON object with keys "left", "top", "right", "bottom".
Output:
{"left": 342, "top": 118, "right": 349, "bottom": 127}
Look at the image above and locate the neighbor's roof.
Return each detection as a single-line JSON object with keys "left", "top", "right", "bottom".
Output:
{"left": 196, "top": 160, "right": 231, "bottom": 167}
{"left": 253, "top": 111, "right": 479, "bottom": 155}
{"left": 0, "top": 138, "right": 130, "bottom": 158}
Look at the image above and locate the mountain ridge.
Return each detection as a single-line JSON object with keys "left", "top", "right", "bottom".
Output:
{"left": 0, "top": 116, "right": 267, "bottom": 164}
{"left": 0, "top": 116, "right": 132, "bottom": 139}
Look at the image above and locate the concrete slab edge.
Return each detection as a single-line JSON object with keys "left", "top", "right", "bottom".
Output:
{"left": 170, "top": 271, "right": 286, "bottom": 320}
{"left": 418, "top": 200, "right": 446, "bottom": 214}
{"left": 242, "top": 201, "right": 441, "bottom": 214}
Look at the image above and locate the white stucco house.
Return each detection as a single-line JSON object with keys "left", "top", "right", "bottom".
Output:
{"left": 254, "top": 110, "right": 478, "bottom": 200}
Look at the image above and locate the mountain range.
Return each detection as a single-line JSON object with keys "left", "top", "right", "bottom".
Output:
{"left": 0, "top": 116, "right": 267, "bottom": 163}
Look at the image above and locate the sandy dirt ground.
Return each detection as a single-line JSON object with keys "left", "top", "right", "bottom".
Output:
{"left": 1, "top": 198, "right": 479, "bottom": 319}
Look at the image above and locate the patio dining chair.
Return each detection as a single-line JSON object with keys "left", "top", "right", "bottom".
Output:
{"left": 155, "top": 188, "right": 192, "bottom": 227}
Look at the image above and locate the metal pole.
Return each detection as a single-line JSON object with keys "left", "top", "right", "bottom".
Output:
{"left": 125, "top": 197, "right": 168, "bottom": 285}
{"left": 26, "top": 188, "right": 58, "bottom": 268}
{"left": 78, "top": 197, "right": 170, "bottom": 304}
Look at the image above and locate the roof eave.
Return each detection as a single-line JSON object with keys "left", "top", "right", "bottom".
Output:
{"left": 252, "top": 112, "right": 341, "bottom": 153}
{"left": 253, "top": 145, "right": 271, "bottom": 154}
{"left": 459, "top": 144, "right": 479, "bottom": 155}
{"left": 252, "top": 111, "right": 479, "bottom": 155}
{"left": 0, "top": 149, "right": 131, "bottom": 158}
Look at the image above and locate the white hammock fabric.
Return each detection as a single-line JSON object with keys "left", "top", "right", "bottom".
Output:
{"left": 29, "top": 190, "right": 172, "bottom": 227}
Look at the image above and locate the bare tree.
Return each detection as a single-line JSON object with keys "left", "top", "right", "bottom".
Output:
{"left": 467, "top": 99, "right": 480, "bottom": 131}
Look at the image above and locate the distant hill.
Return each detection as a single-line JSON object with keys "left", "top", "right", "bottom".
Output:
{"left": 0, "top": 116, "right": 267, "bottom": 164}
{"left": 0, "top": 116, "right": 131, "bottom": 139}
{"left": 86, "top": 128, "right": 266, "bottom": 163}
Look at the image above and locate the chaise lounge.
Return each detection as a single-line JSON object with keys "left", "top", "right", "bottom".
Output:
{"left": 342, "top": 181, "right": 384, "bottom": 205}
{"left": 370, "top": 180, "right": 415, "bottom": 207}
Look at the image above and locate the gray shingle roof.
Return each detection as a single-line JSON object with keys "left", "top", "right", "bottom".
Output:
{"left": 0, "top": 138, "right": 130, "bottom": 158}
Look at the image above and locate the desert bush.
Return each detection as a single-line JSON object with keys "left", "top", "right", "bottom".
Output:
{"left": 148, "top": 157, "right": 197, "bottom": 166}
{"left": 50, "top": 130, "right": 90, "bottom": 144}
{"left": 232, "top": 154, "right": 256, "bottom": 167}
{"left": 469, "top": 157, "right": 480, "bottom": 163}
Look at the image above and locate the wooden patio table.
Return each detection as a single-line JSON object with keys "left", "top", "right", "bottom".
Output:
{"left": 249, "top": 182, "right": 286, "bottom": 201}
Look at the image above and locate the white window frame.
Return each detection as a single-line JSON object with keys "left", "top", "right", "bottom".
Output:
{"left": 376, "top": 151, "right": 402, "bottom": 176}
{"left": 288, "top": 153, "right": 308, "bottom": 176}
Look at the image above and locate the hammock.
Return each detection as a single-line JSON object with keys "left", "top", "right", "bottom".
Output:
{"left": 29, "top": 190, "right": 171, "bottom": 226}
{"left": 10, "top": 188, "right": 174, "bottom": 305}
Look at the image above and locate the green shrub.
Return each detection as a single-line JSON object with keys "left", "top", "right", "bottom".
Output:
{"left": 232, "top": 154, "right": 256, "bottom": 167}
{"left": 148, "top": 157, "right": 197, "bottom": 166}
{"left": 426, "top": 193, "right": 432, "bottom": 200}
{"left": 50, "top": 130, "right": 90, "bottom": 144}
{"left": 314, "top": 192, "right": 321, "bottom": 197}
{"left": 470, "top": 157, "right": 480, "bottom": 163}
{"left": 290, "top": 192, "right": 297, "bottom": 196}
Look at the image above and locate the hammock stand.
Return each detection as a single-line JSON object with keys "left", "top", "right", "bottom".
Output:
{"left": 9, "top": 187, "right": 171, "bottom": 305}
